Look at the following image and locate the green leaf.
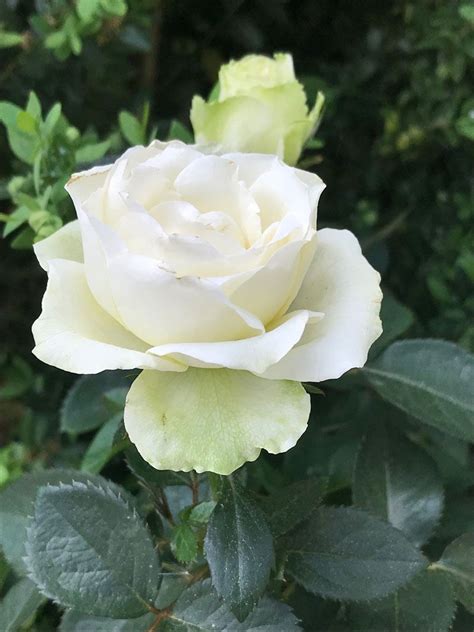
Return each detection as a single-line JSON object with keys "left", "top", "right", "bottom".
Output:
{"left": 10, "top": 226, "right": 35, "bottom": 248}
{"left": 188, "top": 501, "right": 216, "bottom": 524}
{"left": 205, "top": 478, "right": 274, "bottom": 620}
{"left": 364, "top": 340, "right": 474, "bottom": 441}
{"left": 16, "top": 111, "right": 36, "bottom": 134}
{"left": 285, "top": 506, "right": 427, "bottom": 601}
{"left": 0, "top": 31, "right": 23, "bottom": 49}
{"left": 43, "top": 103, "right": 62, "bottom": 136}
{"left": 76, "top": 0, "right": 100, "bottom": 23}
{"left": 369, "top": 292, "right": 415, "bottom": 358}
{"left": 170, "top": 523, "right": 198, "bottom": 564}
{"left": 261, "top": 477, "right": 327, "bottom": 537}
{"left": 60, "top": 371, "right": 130, "bottom": 434}
{"left": 75, "top": 140, "right": 111, "bottom": 164}
{"left": 26, "top": 92, "right": 41, "bottom": 119}
{"left": 119, "top": 111, "right": 145, "bottom": 146}
{"left": 0, "top": 469, "right": 112, "bottom": 574}
{"left": 61, "top": 610, "right": 154, "bottom": 631}
{"left": 349, "top": 571, "right": 456, "bottom": 631}
{"left": 163, "top": 579, "right": 301, "bottom": 631}
{"left": 459, "top": 4, "right": 474, "bottom": 23}
{"left": 80, "top": 413, "right": 124, "bottom": 474}
{"left": 0, "top": 578, "right": 45, "bottom": 632}
{"left": 25, "top": 480, "right": 160, "bottom": 618}
{"left": 435, "top": 533, "right": 474, "bottom": 613}
{"left": 353, "top": 422, "right": 444, "bottom": 545}
{"left": 168, "top": 120, "right": 193, "bottom": 143}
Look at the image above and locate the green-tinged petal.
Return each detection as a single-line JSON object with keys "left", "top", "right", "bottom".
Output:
{"left": 218, "top": 53, "right": 295, "bottom": 99}
{"left": 32, "top": 259, "right": 185, "bottom": 374}
{"left": 124, "top": 368, "right": 310, "bottom": 474}
{"left": 191, "top": 95, "right": 280, "bottom": 156}
{"left": 33, "top": 220, "right": 83, "bottom": 271}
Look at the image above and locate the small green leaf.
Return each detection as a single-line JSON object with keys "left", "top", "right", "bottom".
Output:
{"left": 25, "top": 479, "right": 160, "bottom": 617}
{"left": 44, "top": 30, "right": 67, "bottom": 50}
{"left": 436, "top": 533, "right": 474, "bottom": 613}
{"left": 349, "top": 571, "right": 456, "bottom": 631}
{"left": 459, "top": 4, "right": 474, "bottom": 23}
{"left": 119, "top": 111, "right": 145, "bottom": 146}
{"left": 353, "top": 422, "right": 444, "bottom": 545}
{"left": 364, "top": 340, "right": 474, "bottom": 441}
{"left": 261, "top": 477, "right": 327, "bottom": 537}
{"left": 76, "top": 0, "right": 100, "bottom": 23}
{"left": 168, "top": 120, "right": 193, "bottom": 143}
{"left": 43, "top": 103, "right": 62, "bottom": 135}
{"left": 205, "top": 478, "right": 274, "bottom": 620}
{"left": 80, "top": 413, "right": 124, "bottom": 474}
{"left": 189, "top": 501, "right": 216, "bottom": 524}
{"left": 16, "top": 111, "right": 36, "bottom": 134}
{"left": 0, "top": 578, "right": 45, "bottom": 632}
{"left": 75, "top": 140, "right": 111, "bottom": 164}
{"left": 170, "top": 523, "right": 198, "bottom": 564}
{"left": 61, "top": 371, "right": 130, "bottom": 434}
{"left": 285, "top": 506, "right": 427, "bottom": 601}
{"left": 26, "top": 92, "right": 41, "bottom": 119}
{"left": 0, "top": 31, "right": 23, "bottom": 49}
{"left": 10, "top": 226, "right": 35, "bottom": 248}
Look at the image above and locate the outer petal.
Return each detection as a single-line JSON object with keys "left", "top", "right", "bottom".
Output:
{"left": 191, "top": 95, "right": 284, "bottom": 158}
{"left": 260, "top": 228, "right": 383, "bottom": 382}
{"left": 34, "top": 220, "right": 83, "bottom": 271}
{"left": 147, "top": 309, "right": 323, "bottom": 373}
{"left": 32, "top": 260, "right": 184, "bottom": 374}
{"left": 124, "top": 368, "right": 310, "bottom": 474}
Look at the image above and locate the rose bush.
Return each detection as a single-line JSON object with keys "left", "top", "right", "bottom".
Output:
{"left": 32, "top": 140, "right": 382, "bottom": 474}
{"left": 190, "top": 53, "right": 325, "bottom": 165}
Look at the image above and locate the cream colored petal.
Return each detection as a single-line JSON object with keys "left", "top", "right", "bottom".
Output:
{"left": 34, "top": 220, "right": 83, "bottom": 271}
{"left": 106, "top": 253, "right": 264, "bottom": 347}
{"left": 32, "top": 260, "right": 184, "bottom": 374}
{"left": 174, "top": 154, "right": 262, "bottom": 245}
{"left": 260, "top": 228, "right": 383, "bottom": 382}
{"left": 250, "top": 160, "right": 315, "bottom": 229}
{"left": 147, "top": 309, "right": 322, "bottom": 373}
{"left": 228, "top": 236, "right": 316, "bottom": 325}
{"left": 124, "top": 368, "right": 310, "bottom": 474}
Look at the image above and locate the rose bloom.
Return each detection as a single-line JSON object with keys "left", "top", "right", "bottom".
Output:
{"left": 33, "top": 141, "right": 382, "bottom": 474}
{"left": 191, "top": 53, "right": 324, "bottom": 166}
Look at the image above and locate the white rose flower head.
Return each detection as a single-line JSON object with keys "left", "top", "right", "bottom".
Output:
{"left": 32, "top": 141, "right": 382, "bottom": 474}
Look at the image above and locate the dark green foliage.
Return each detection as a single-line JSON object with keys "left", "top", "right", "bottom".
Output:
{"left": 353, "top": 421, "right": 444, "bottom": 545}
{"left": 25, "top": 479, "right": 160, "bottom": 618}
{"left": 365, "top": 340, "right": 474, "bottom": 440}
{"left": 205, "top": 477, "right": 274, "bottom": 620}
{"left": 349, "top": 571, "right": 456, "bottom": 632}
{"left": 285, "top": 506, "right": 427, "bottom": 601}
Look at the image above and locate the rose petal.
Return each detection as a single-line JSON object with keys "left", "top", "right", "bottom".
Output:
{"left": 124, "top": 368, "right": 310, "bottom": 474}
{"left": 147, "top": 309, "right": 322, "bottom": 373}
{"left": 260, "top": 228, "right": 383, "bottom": 382}
{"left": 107, "top": 253, "right": 264, "bottom": 346}
{"left": 34, "top": 220, "right": 83, "bottom": 271}
{"left": 32, "top": 260, "right": 184, "bottom": 374}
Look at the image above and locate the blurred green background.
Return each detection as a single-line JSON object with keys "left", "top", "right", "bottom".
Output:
{"left": 0, "top": 0, "right": 473, "bottom": 469}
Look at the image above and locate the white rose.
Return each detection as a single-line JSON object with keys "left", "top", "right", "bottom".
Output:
{"left": 33, "top": 141, "right": 382, "bottom": 474}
